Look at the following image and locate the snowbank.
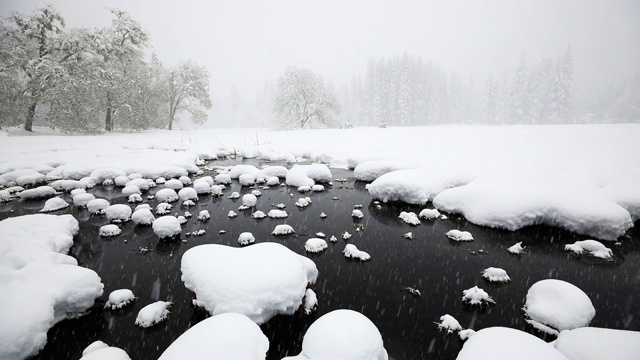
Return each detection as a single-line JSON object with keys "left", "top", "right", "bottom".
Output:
{"left": 286, "top": 164, "right": 332, "bottom": 187}
{"left": 553, "top": 327, "right": 640, "bottom": 360}
{"left": 354, "top": 160, "right": 415, "bottom": 181}
{"left": 158, "top": 313, "right": 269, "bottom": 360}
{"left": 456, "top": 327, "right": 569, "bottom": 360}
{"left": 0, "top": 214, "right": 104, "bottom": 360}
{"left": 283, "top": 309, "right": 388, "bottom": 360}
{"left": 180, "top": 243, "right": 318, "bottom": 324}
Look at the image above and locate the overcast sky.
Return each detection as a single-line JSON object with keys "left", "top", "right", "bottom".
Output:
{"left": 2, "top": 0, "right": 639, "bottom": 125}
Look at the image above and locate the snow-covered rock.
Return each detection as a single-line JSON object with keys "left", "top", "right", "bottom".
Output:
{"left": 73, "top": 192, "right": 95, "bottom": 207}
{"left": 50, "top": 179, "right": 85, "bottom": 192}
{"left": 229, "top": 164, "right": 260, "bottom": 179}
{"left": 481, "top": 267, "right": 511, "bottom": 283}
{"left": 0, "top": 189, "right": 12, "bottom": 203}
{"left": 125, "top": 178, "right": 150, "bottom": 192}
{"left": 446, "top": 229, "right": 474, "bottom": 241}
{"left": 354, "top": 160, "right": 415, "bottom": 182}
{"left": 180, "top": 243, "right": 318, "bottom": 324}
{"left": 114, "top": 175, "right": 130, "bottom": 187}
{"left": 164, "top": 179, "right": 184, "bottom": 190}
{"left": 266, "top": 176, "right": 280, "bottom": 186}
{"left": 305, "top": 238, "right": 328, "bottom": 253}
{"left": 238, "top": 232, "right": 256, "bottom": 246}
{"left": 193, "top": 180, "right": 212, "bottom": 194}
{"left": 342, "top": 231, "right": 353, "bottom": 240}
{"left": 228, "top": 191, "right": 240, "bottom": 199}
{"left": 252, "top": 210, "right": 266, "bottom": 219}
{"left": 352, "top": 209, "right": 364, "bottom": 219}
{"left": 298, "top": 185, "right": 311, "bottom": 192}
{"left": 135, "top": 301, "right": 172, "bottom": 328}
{"left": 40, "top": 197, "right": 70, "bottom": 213}
{"left": 268, "top": 209, "right": 288, "bottom": 218}
{"left": 272, "top": 224, "right": 295, "bottom": 235}
{"left": 197, "top": 210, "right": 210, "bottom": 221}
{"left": 80, "top": 342, "right": 130, "bottom": 360}
{"left": 436, "top": 314, "right": 462, "bottom": 334}
{"left": 127, "top": 193, "right": 142, "bottom": 203}
{"left": 19, "top": 186, "right": 57, "bottom": 201}
{"left": 242, "top": 193, "right": 257, "bottom": 207}
{"left": 239, "top": 174, "right": 256, "bottom": 186}
{"left": 158, "top": 313, "right": 269, "bottom": 360}
{"left": 178, "top": 175, "right": 192, "bottom": 186}
{"left": 295, "top": 197, "right": 312, "bottom": 208}
{"left": 282, "top": 309, "right": 388, "bottom": 360}
{"left": 553, "top": 327, "right": 640, "bottom": 360}
{"left": 258, "top": 165, "right": 288, "bottom": 179}
{"left": 303, "top": 288, "right": 318, "bottom": 314}
{"left": 214, "top": 173, "right": 232, "bottom": 185}
{"left": 210, "top": 185, "right": 223, "bottom": 196}
{"left": 155, "top": 188, "right": 178, "bottom": 203}
{"left": 87, "top": 199, "right": 110, "bottom": 214}
{"left": 564, "top": 240, "right": 613, "bottom": 259}
{"left": 419, "top": 208, "right": 441, "bottom": 220}
{"left": 0, "top": 214, "right": 103, "bottom": 360}
{"left": 523, "top": 279, "right": 595, "bottom": 335}
{"left": 0, "top": 169, "right": 48, "bottom": 187}
{"left": 105, "top": 204, "right": 132, "bottom": 223}
{"left": 399, "top": 211, "right": 420, "bottom": 225}
{"left": 343, "top": 244, "right": 371, "bottom": 261}
{"left": 152, "top": 216, "right": 182, "bottom": 239}
{"left": 312, "top": 184, "right": 325, "bottom": 192}
{"left": 507, "top": 241, "right": 525, "bottom": 254}
{"left": 286, "top": 164, "right": 332, "bottom": 187}
{"left": 104, "top": 289, "right": 137, "bottom": 310}
{"left": 132, "top": 208, "right": 155, "bottom": 225}
{"left": 461, "top": 286, "right": 495, "bottom": 306}
{"left": 228, "top": 210, "right": 238, "bottom": 218}
{"left": 99, "top": 224, "right": 122, "bottom": 237}
{"left": 178, "top": 187, "right": 198, "bottom": 202}
{"left": 456, "top": 327, "right": 569, "bottom": 360}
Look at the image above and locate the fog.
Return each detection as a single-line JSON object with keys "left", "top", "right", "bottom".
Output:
{"left": 2, "top": 0, "right": 639, "bottom": 127}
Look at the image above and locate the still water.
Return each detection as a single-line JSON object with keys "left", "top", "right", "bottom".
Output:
{"left": 2, "top": 158, "right": 638, "bottom": 360}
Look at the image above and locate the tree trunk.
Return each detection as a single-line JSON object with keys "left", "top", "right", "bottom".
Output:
{"left": 168, "top": 118, "right": 173, "bottom": 130}
{"left": 168, "top": 104, "right": 176, "bottom": 130}
{"left": 105, "top": 107, "right": 112, "bottom": 131}
{"left": 24, "top": 102, "right": 37, "bottom": 132}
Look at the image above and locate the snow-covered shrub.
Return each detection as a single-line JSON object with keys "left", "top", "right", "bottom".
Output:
{"left": 436, "top": 314, "right": 462, "bottom": 334}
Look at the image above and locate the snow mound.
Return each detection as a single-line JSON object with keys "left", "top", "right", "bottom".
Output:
{"left": 122, "top": 185, "right": 141, "bottom": 196}
{"left": 399, "top": 211, "right": 420, "bottom": 225}
{"left": 238, "top": 232, "right": 256, "bottom": 246}
{"left": 305, "top": 238, "right": 328, "bottom": 253}
{"left": 266, "top": 176, "right": 280, "bottom": 186}
{"left": 524, "top": 279, "right": 595, "bottom": 335}
{"left": 164, "top": 179, "right": 184, "bottom": 190}
{"left": 252, "top": 211, "right": 266, "bottom": 219}
{"left": 193, "top": 180, "right": 211, "bottom": 194}
{"left": 303, "top": 288, "right": 318, "bottom": 314}
{"left": 125, "top": 178, "right": 150, "bottom": 192}
{"left": 197, "top": 210, "right": 210, "bottom": 221}
{"left": 272, "top": 224, "right": 295, "bottom": 235}
{"left": 312, "top": 184, "right": 325, "bottom": 192}
{"left": 228, "top": 191, "right": 240, "bottom": 199}
{"left": 0, "top": 214, "right": 103, "bottom": 360}
{"left": 155, "top": 188, "right": 179, "bottom": 203}
{"left": 135, "top": 301, "right": 172, "bottom": 328}
{"left": 286, "top": 164, "right": 332, "bottom": 187}
{"left": 114, "top": 176, "right": 130, "bottom": 187}
{"left": 73, "top": 193, "right": 95, "bottom": 207}
{"left": 508, "top": 242, "right": 525, "bottom": 254}
{"left": 179, "top": 175, "right": 192, "bottom": 186}
{"left": 127, "top": 194, "right": 142, "bottom": 203}
{"left": 152, "top": 216, "right": 182, "bottom": 239}
{"left": 87, "top": 199, "right": 110, "bottom": 214}
{"left": 367, "top": 168, "right": 471, "bottom": 204}
{"left": 104, "top": 289, "right": 136, "bottom": 310}
{"left": 156, "top": 203, "right": 172, "bottom": 215}
{"left": 229, "top": 164, "right": 260, "bottom": 179}
{"left": 40, "top": 197, "right": 70, "bottom": 213}
{"left": 343, "top": 244, "right": 371, "bottom": 261}
{"left": 436, "top": 314, "right": 462, "bottom": 334}
{"left": 105, "top": 204, "right": 132, "bottom": 223}
{"left": 0, "top": 189, "right": 12, "bottom": 203}
{"left": 456, "top": 327, "right": 569, "bottom": 360}
{"left": 158, "top": 313, "right": 269, "bottom": 360}
{"left": 354, "top": 160, "right": 415, "bottom": 181}
{"left": 554, "top": 327, "right": 640, "bottom": 360}
{"left": 99, "top": 224, "right": 121, "bottom": 237}
{"left": 419, "top": 208, "right": 441, "bottom": 220}
{"left": 268, "top": 209, "right": 288, "bottom": 218}
{"left": 210, "top": 185, "right": 223, "bottom": 196}
{"left": 180, "top": 243, "right": 318, "bottom": 324}
{"left": 433, "top": 175, "right": 633, "bottom": 241}
{"left": 70, "top": 188, "right": 86, "bottom": 196}
{"left": 564, "top": 240, "right": 613, "bottom": 259}
{"left": 462, "top": 286, "right": 495, "bottom": 306}
{"left": 295, "top": 197, "right": 312, "bottom": 208}
{"left": 258, "top": 165, "right": 288, "bottom": 179}
{"left": 481, "top": 267, "right": 511, "bottom": 283}
{"left": 283, "top": 309, "right": 388, "bottom": 360}
{"left": 178, "top": 187, "right": 198, "bottom": 202}
{"left": 132, "top": 208, "right": 155, "bottom": 225}
{"left": 0, "top": 169, "right": 48, "bottom": 187}
{"left": 50, "top": 179, "right": 85, "bottom": 192}
{"left": 239, "top": 174, "right": 256, "bottom": 186}
{"left": 242, "top": 194, "right": 257, "bottom": 207}
{"left": 352, "top": 209, "right": 364, "bottom": 219}
{"left": 228, "top": 210, "right": 238, "bottom": 218}
{"left": 80, "top": 342, "right": 130, "bottom": 360}
{"left": 19, "top": 186, "right": 56, "bottom": 200}
{"left": 446, "top": 229, "right": 474, "bottom": 241}
{"left": 214, "top": 173, "right": 232, "bottom": 185}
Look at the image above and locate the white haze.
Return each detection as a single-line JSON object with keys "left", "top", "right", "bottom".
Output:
{"left": 1, "top": 0, "right": 639, "bottom": 127}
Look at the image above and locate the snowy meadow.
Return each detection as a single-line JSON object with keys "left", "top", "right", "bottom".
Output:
{"left": 1, "top": 124, "right": 639, "bottom": 359}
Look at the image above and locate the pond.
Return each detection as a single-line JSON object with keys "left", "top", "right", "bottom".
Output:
{"left": 2, "top": 158, "right": 638, "bottom": 360}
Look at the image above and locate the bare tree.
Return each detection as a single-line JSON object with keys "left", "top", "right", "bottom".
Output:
{"left": 163, "top": 60, "right": 212, "bottom": 130}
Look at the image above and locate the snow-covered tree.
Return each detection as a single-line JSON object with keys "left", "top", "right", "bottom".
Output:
{"left": 162, "top": 60, "right": 212, "bottom": 130}
{"left": 273, "top": 66, "right": 339, "bottom": 129}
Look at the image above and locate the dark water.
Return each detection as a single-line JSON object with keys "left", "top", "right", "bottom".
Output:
{"left": 2, "top": 158, "right": 638, "bottom": 360}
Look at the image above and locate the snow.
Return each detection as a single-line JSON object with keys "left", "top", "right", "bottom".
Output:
{"left": 81, "top": 341, "right": 108, "bottom": 356}
{"left": 343, "top": 244, "right": 371, "bottom": 261}
{"left": 127, "top": 194, "right": 142, "bottom": 203}
{"left": 73, "top": 192, "right": 95, "bottom": 207}
{"left": 104, "top": 289, "right": 136, "bottom": 310}
{"left": 436, "top": 314, "right": 462, "bottom": 334}
{"left": 50, "top": 179, "right": 85, "bottom": 192}
{"left": 553, "top": 327, "right": 640, "bottom": 360}
{"left": 266, "top": 176, "right": 280, "bottom": 186}
{"left": 304, "top": 238, "right": 328, "bottom": 253}
{"left": 272, "top": 224, "right": 295, "bottom": 235}
{"left": 155, "top": 188, "right": 179, "bottom": 203}
{"left": 295, "top": 197, "right": 312, "bottom": 208}
{"left": 258, "top": 165, "right": 288, "bottom": 179}
{"left": 125, "top": 178, "right": 150, "bottom": 192}
{"left": 252, "top": 210, "right": 266, "bottom": 219}
{"left": 342, "top": 231, "right": 353, "bottom": 240}
{"left": 354, "top": 160, "right": 415, "bottom": 181}
{"left": 481, "top": 267, "right": 511, "bottom": 283}
{"left": 105, "top": 204, "right": 132, "bottom": 223}
{"left": 180, "top": 243, "right": 318, "bottom": 324}
{"left": 312, "top": 184, "right": 325, "bottom": 192}
{"left": 227, "top": 210, "right": 238, "bottom": 218}
{"left": 303, "top": 289, "right": 318, "bottom": 314}
{"left": 239, "top": 173, "right": 256, "bottom": 186}
{"left": 564, "top": 240, "right": 613, "bottom": 259}
{"left": 0, "top": 168, "right": 48, "bottom": 187}
{"left": 238, "top": 232, "right": 256, "bottom": 246}
{"left": 132, "top": 208, "right": 155, "bottom": 225}
{"left": 214, "top": 173, "right": 232, "bottom": 184}
{"left": 524, "top": 279, "right": 595, "bottom": 335}
{"left": 135, "top": 301, "right": 172, "bottom": 328}
{"left": 399, "top": 211, "right": 420, "bottom": 225}
{"left": 80, "top": 343, "right": 130, "bottom": 360}
{"left": 156, "top": 203, "right": 172, "bottom": 215}
{"left": 178, "top": 187, "right": 198, "bottom": 202}
{"left": 0, "top": 214, "right": 103, "bottom": 360}
{"left": 164, "top": 179, "right": 184, "bottom": 190}
{"left": 158, "top": 313, "right": 269, "bottom": 360}
{"left": 193, "top": 180, "right": 211, "bottom": 194}
{"left": 40, "top": 197, "right": 70, "bottom": 212}
{"left": 19, "top": 186, "right": 56, "bottom": 200}
{"left": 286, "top": 164, "right": 332, "bottom": 187}
{"left": 99, "top": 224, "right": 122, "bottom": 237}
{"left": 87, "top": 199, "right": 110, "bottom": 214}
{"left": 229, "top": 164, "right": 260, "bottom": 179}
{"left": 461, "top": 286, "right": 495, "bottom": 306}
{"left": 228, "top": 191, "right": 240, "bottom": 199}
{"left": 242, "top": 193, "right": 257, "bottom": 207}
{"left": 508, "top": 242, "right": 526, "bottom": 254}
{"left": 268, "top": 209, "right": 288, "bottom": 218}
{"left": 210, "top": 185, "right": 223, "bottom": 196}
{"left": 152, "top": 216, "right": 182, "bottom": 238}
{"left": 197, "top": 210, "right": 210, "bottom": 221}
{"left": 419, "top": 208, "right": 441, "bottom": 220}
{"left": 446, "top": 229, "right": 474, "bottom": 241}
{"left": 179, "top": 175, "right": 192, "bottom": 185}
{"left": 70, "top": 188, "right": 86, "bottom": 196}
{"left": 114, "top": 175, "right": 130, "bottom": 187}
{"left": 352, "top": 209, "right": 364, "bottom": 219}
{"left": 456, "top": 327, "right": 569, "bottom": 360}
{"left": 0, "top": 189, "right": 11, "bottom": 202}
{"left": 282, "top": 309, "right": 388, "bottom": 360}
{"left": 121, "top": 185, "right": 141, "bottom": 196}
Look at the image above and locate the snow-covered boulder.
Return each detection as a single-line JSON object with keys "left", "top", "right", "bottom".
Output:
{"left": 523, "top": 279, "right": 595, "bottom": 335}
{"left": 343, "top": 244, "right": 371, "bottom": 261}
{"left": 122, "top": 185, "right": 141, "bottom": 196}
{"left": 104, "top": 289, "right": 137, "bottom": 310}
{"left": 214, "top": 173, "right": 232, "bottom": 185}
{"left": 367, "top": 168, "right": 470, "bottom": 204}
{"left": 399, "top": 211, "right": 420, "bottom": 225}
{"left": 419, "top": 208, "right": 441, "bottom": 220}
{"left": 114, "top": 175, "right": 130, "bottom": 187}
{"left": 105, "top": 204, "right": 132, "bottom": 223}
{"left": 40, "top": 197, "right": 70, "bottom": 213}
{"left": 125, "top": 178, "right": 150, "bottom": 192}
{"left": 286, "top": 164, "right": 332, "bottom": 187}
{"left": 564, "top": 240, "right": 613, "bottom": 259}
{"left": 0, "top": 189, "right": 11, "bottom": 203}
{"left": 228, "top": 210, "right": 238, "bottom": 218}
{"left": 239, "top": 174, "right": 256, "bottom": 186}
{"left": 164, "top": 179, "right": 184, "bottom": 190}
{"left": 0, "top": 214, "right": 103, "bottom": 360}
{"left": 305, "top": 238, "right": 328, "bottom": 253}
{"left": 282, "top": 309, "right": 388, "bottom": 360}
{"left": 155, "top": 188, "right": 179, "bottom": 203}
{"left": 0, "top": 169, "right": 48, "bottom": 187}
{"left": 178, "top": 187, "right": 198, "bottom": 202}
{"left": 266, "top": 176, "right": 280, "bottom": 186}
{"left": 180, "top": 243, "right": 318, "bottom": 324}
{"left": 158, "top": 313, "right": 269, "bottom": 360}
{"left": 354, "top": 160, "right": 414, "bottom": 182}
{"left": 312, "top": 184, "right": 325, "bottom": 192}
{"left": 152, "top": 216, "right": 182, "bottom": 239}
{"left": 70, "top": 188, "right": 86, "bottom": 196}
{"left": 87, "top": 199, "right": 110, "bottom": 214}
{"left": 193, "top": 180, "right": 211, "bottom": 194}
{"left": 19, "top": 186, "right": 56, "bottom": 201}
{"left": 436, "top": 314, "right": 462, "bottom": 334}
{"left": 295, "top": 197, "right": 312, "bottom": 208}
{"left": 446, "top": 229, "right": 474, "bottom": 241}
{"left": 272, "top": 224, "right": 295, "bottom": 235}
{"left": 135, "top": 301, "right": 172, "bottom": 328}
{"left": 252, "top": 210, "right": 266, "bottom": 219}
{"left": 258, "top": 165, "right": 288, "bottom": 179}
{"left": 268, "top": 209, "right": 288, "bottom": 219}
{"left": 238, "top": 232, "right": 256, "bottom": 246}
{"left": 127, "top": 194, "right": 142, "bottom": 203}
{"left": 50, "top": 179, "right": 85, "bottom": 192}
{"left": 507, "top": 242, "right": 525, "bottom": 254}
{"left": 90, "top": 168, "right": 127, "bottom": 183}
{"left": 197, "top": 210, "right": 210, "bottom": 221}
{"left": 79, "top": 342, "right": 130, "bottom": 360}
{"left": 132, "top": 208, "right": 155, "bottom": 225}
{"left": 481, "top": 267, "right": 511, "bottom": 283}
{"left": 210, "top": 185, "right": 223, "bottom": 196}
{"left": 352, "top": 209, "right": 364, "bottom": 219}
{"left": 242, "top": 193, "right": 257, "bottom": 207}
{"left": 195, "top": 175, "right": 214, "bottom": 186}
{"left": 179, "top": 175, "right": 192, "bottom": 186}
{"left": 456, "top": 327, "right": 569, "bottom": 360}
{"left": 73, "top": 193, "right": 95, "bottom": 207}
{"left": 229, "top": 164, "right": 260, "bottom": 179}
{"left": 156, "top": 203, "right": 172, "bottom": 215}
{"left": 462, "top": 286, "right": 495, "bottom": 306}
{"left": 99, "top": 224, "right": 122, "bottom": 237}
{"left": 553, "top": 327, "right": 640, "bottom": 360}
{"left": 228, "top": 191, "right": 240, "bottom": 199}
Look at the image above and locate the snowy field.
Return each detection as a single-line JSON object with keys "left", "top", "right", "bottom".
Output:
{"left": 1, "top": 124, "right": 639, "bottom": 360}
